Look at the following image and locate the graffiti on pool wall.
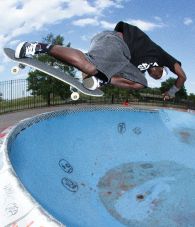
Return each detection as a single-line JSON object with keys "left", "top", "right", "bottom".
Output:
{"left": 132, "top": 127, "right": 142, "bottom": 135}
{"left": 59, "top": 159, "right": 79, "bottom": 193}
{"left": 59, "top": 159, "right": 73, "bottom": 174}
{"left": 61, "top": 177, "right": 78, "bottom": 192}
{"left": 117, "top": 123, "right": 126, "bottom": 135}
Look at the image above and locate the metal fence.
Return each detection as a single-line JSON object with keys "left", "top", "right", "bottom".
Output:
{"left": 0, "top": 79, "right": 195, "bottom": 114}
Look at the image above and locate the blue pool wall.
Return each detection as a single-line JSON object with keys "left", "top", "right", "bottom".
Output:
{"left": 5, "top": 106, "right": 195, "bottom": 227}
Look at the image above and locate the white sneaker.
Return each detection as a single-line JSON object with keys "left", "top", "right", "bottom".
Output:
{"left": 83, "top": 76, "right": 105, "bottom": 90}
{"left": 15, "top": 42, "right": 39, "bottom": 58}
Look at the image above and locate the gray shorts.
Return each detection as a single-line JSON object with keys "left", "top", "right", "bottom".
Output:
{"left": 85, "top": 31, "right": 147, "bottom": 87}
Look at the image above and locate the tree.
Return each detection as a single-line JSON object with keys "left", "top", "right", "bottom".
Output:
{"left": 27, "top": 33, "right": 76, "bottom": 106}
{"left": 188, "top": 93, "right": 195, "bottom": 103}
{"left": 142, "top": 87, "right": 161, "bottom": 95}
{"left": 160, "top": 77, "right": 187, "bottom": 100}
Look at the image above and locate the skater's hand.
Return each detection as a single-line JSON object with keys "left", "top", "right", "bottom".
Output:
{"left": 162, "top": 92, "right": 172, "bottom": 101}
{"left": 162, "top": 85, "right": 180, "bottom": 101}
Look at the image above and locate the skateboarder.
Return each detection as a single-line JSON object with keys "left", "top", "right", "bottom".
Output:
{"left": 15, "top": 21, "right": 186, "bottom": 100}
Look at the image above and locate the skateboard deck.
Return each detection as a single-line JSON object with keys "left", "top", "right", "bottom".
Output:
{"left": 4, "top": 48, "right": 104, "bottom": 99}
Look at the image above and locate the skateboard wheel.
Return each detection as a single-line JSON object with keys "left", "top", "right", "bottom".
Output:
{"left": 11, "top": 66, "right": 20, "bottom": 75}
{"left": 71, "top": 92, "right": 79, "bottom": 101}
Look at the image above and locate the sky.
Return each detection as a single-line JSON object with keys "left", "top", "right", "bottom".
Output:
{"left": 0, "top": 0, "right": 194, "bottom": 94}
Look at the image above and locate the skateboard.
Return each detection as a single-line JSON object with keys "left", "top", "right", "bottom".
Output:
{"left": 4, "top": 48, "right": 104, "bottom": 100}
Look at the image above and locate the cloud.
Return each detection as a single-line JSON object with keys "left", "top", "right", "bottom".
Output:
{"left": 0, "top": 0, "right": 122, "bottom": 46}
{"left": 100, "top": 21, "right": 116, "bottom": 29}
{"left": 0, "top": 0, "right": 124, "bottom": 43}
{"left": 73, "top": 18, "right": 116, "bottom": 30}
{"left": 0, "top": 0, "right": 97, "bottom": 40}
{"left": 126, "top": 19, "right": 165, "bottom": 31}
{"left": 154, "top": 16, "right": 163, "bottom": 22}
{"left": 9, "top": 39, "right": 21, "bottom": 47}
{"left": 94, "top": 0, "right": 124, "bottom": 9}
{"left": 0, "top": 0, "right": 127, "bottom": 74}
{"left": 81, "top": 34, "right": 92, "bottom": 41}
{"left": 0, "top": 1, "right": 164, "bottom": 53}
{"left": 73, "top": 17, "right": 165, "bottom": 32}
{"left": 183, "top": 17, "right": 193, "bottom": 26}
{"left": 73, "top": 18, "right": 99, "bottom": 27}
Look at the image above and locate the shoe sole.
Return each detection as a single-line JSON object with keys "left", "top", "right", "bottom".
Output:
{"left": 83, "top": 77, "right": 96, "bottom": 90}
{"left": 15, "top": 41, "right": 27, "bottom": 58}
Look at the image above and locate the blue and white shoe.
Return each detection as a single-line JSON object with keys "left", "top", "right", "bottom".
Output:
{"left": 15, "top": 42, "right": 39, "bottom": 58}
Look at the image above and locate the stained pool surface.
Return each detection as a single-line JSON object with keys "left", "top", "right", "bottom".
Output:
{"left": 8, "top": 108, "right": 195, "bottom": 227}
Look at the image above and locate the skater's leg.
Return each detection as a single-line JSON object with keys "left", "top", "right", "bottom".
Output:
{"left": 110, "top": 76, "right": 144, "bottom": 90}
{"left": 15, "top": 42, "right": 98, "bottom": 76}
{"left": 49, "top": 45, "right": 98, "bottom": 75}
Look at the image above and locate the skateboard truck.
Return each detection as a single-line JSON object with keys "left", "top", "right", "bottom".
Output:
{"left": 11, "top": 63, "right": 26, "bottom": 75}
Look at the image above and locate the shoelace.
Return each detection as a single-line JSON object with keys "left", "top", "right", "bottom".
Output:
{"left": 26, "top": 43, "right": 37, "bottom": 55}
{"left": 97, "top": 78, "right": 107, "bottom": 87}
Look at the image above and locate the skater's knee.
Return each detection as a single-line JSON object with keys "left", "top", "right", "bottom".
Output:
{"left": 49, "top": 46, "right": 83, "bottom": 66}
{"left": 83, "top": 63, "right": 97, "bottom": 75}
{"left": 111, "top": 76, "right": 145, "bottom": 90}
{"left": 49, "top": 45, "right": 97, "bottom": 75}
{"left": 132, "top": 83, "right": 144, "bottom": 90}
{"left": 69, "top": 49, "right": 84, "bottom": 65}
{"left": 73, "top": 51, "right": 97, "bottom": 75}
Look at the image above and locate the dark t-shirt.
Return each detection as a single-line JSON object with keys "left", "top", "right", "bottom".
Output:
{"left": 114, "top": 21, "right": 181, "bottom": 73}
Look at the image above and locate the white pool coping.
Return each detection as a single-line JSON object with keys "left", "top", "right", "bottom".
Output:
{"left": 0, "top": 126, "right": 64, "bottom": 227}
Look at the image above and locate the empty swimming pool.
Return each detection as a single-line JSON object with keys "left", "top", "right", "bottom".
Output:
{"left": 7, "top": 106, "right": 195, "bottom": 226}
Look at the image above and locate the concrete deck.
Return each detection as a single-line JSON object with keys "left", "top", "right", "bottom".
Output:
{"left": 0, "top": 105, "right": 70, "bottom": 132}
